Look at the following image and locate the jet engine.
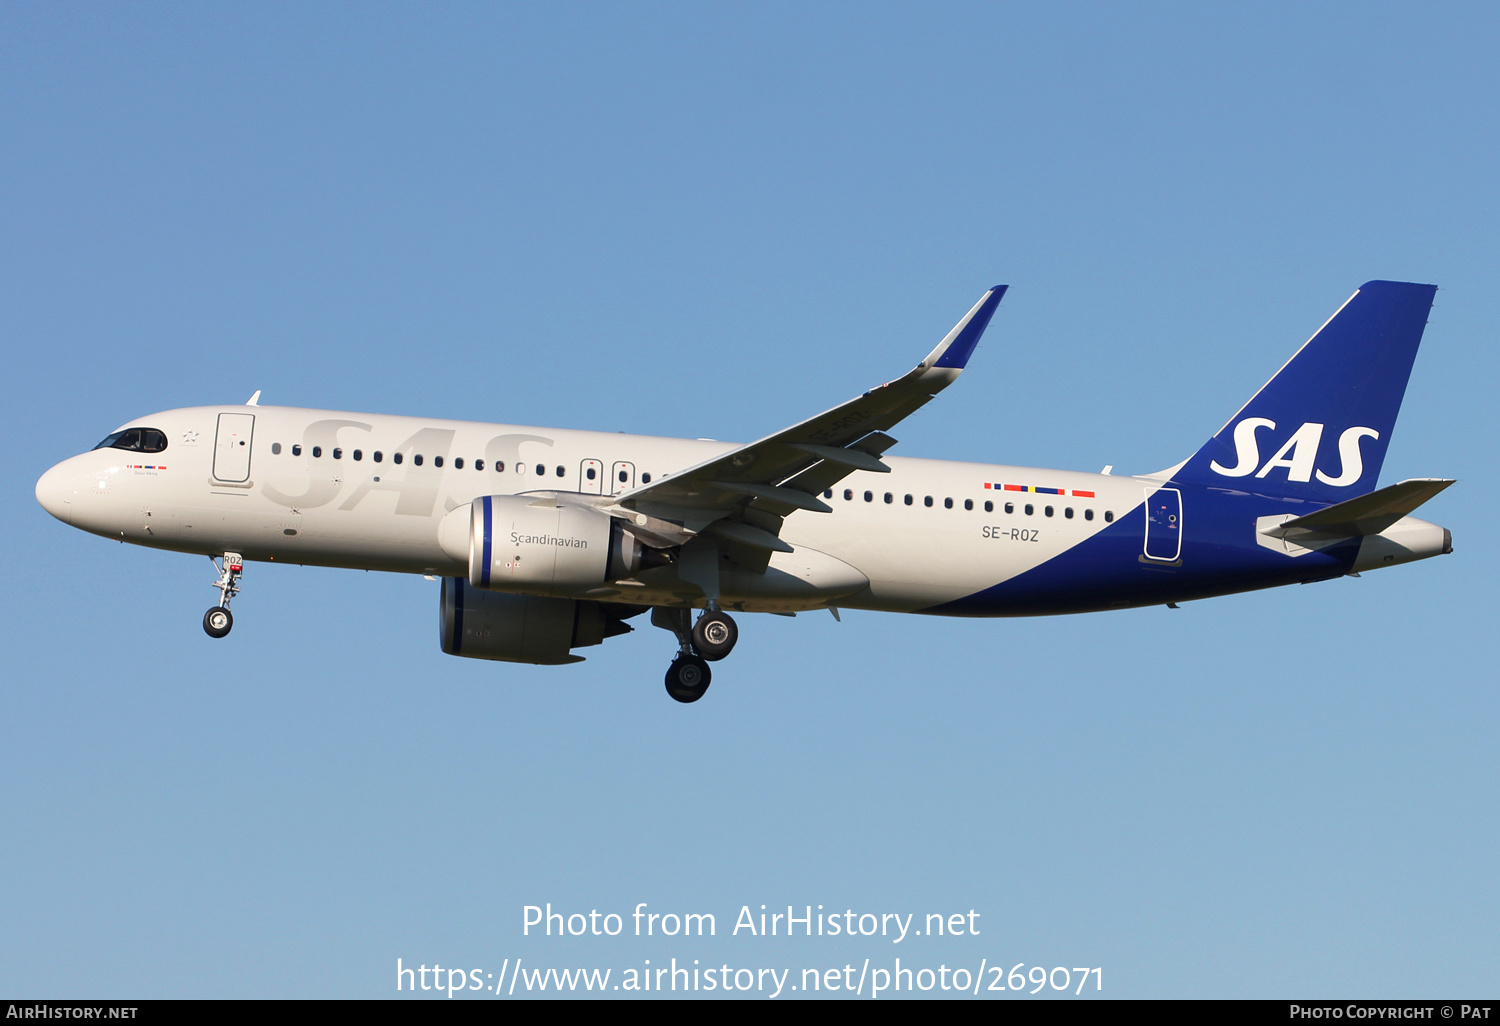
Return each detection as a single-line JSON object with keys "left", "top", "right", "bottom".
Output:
{"left": 453, "top": 494, "right": 645, "bottom": 596}
{"left": 439, "top": 577, "right": 637, "bottom": 664}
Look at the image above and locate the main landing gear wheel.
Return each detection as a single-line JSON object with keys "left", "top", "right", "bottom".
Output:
{"left": 203, "top": 606, "right": 233, "bottom": 638}
{"left": 665, "top": 654, "right": 712, "bottom": 703}
{"left": 691, "top": 610, "right": 738, "bottom": 661}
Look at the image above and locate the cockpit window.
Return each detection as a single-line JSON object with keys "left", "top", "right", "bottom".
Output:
{"left": 93, "top": 428, "right": 168, "bottom": 454}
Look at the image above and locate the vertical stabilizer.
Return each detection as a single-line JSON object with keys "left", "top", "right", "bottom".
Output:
{"left": 1172, "top": 280, "right": 1437, "bottom": 502}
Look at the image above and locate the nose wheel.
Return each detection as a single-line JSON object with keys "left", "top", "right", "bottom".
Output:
{"left": 203, "top": 552, "right": 243, "bottom": 638}
{"left": 203, "top": 606, "right": 233, "bottom": 638}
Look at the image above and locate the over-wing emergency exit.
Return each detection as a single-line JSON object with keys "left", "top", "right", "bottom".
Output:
{"left": 36, "top": 281, "right": 1453, "bottom": 701}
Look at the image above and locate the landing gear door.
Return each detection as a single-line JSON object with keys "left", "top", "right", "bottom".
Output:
{"left": 611, "top": 461, "right": 635, "bottom": 495}
{"left": 580, "top": 459, "right": 604, "bottom": 495}
{"left": 1144, "top": 486, "right": 1182, "bottom": 562}
{"left": 213, "top": 413, "right": 255, "bottom": 483}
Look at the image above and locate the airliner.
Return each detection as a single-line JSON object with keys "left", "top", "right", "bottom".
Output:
{"left": 35, "top": 281, "right": 1453, "bottom": 702}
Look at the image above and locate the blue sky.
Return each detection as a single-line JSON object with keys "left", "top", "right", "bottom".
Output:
{"left": 2, "top": 2, "right": 1495, "bottom": 998}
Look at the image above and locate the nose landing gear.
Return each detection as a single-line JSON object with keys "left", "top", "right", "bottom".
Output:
{"left": 203, "top": 605, "right": 233, "bottom": 638}
{"left": 203, "top": 552, "right": 243, "bottom": 638}
{"left": 652, "top": 605, "right": 739, "bottom": 702}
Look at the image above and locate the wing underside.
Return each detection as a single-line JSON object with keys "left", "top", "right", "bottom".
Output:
{"left": 598, "top": 286, "right": 1008, "bottom": 585}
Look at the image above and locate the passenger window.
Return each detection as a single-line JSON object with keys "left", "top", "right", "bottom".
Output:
{"left": 312, "top": 446, "right": 322, "bottom": 458}
{"left": 1105, "top": 511, "right": 1114, "bottom": 522}
{"left": 884, "top": 492, "right": 893, "bottom": 504}
{"left": 434, "top": 456, "right": 443, "bottom": 468}
{"left": 925, "top": 496, "right": 934, "bottom": 508}
{"left": 964, "top": 499, "right": 972, "bottom": 510}
{"left": 535, "top": 464, "right": 544, "bottom": 476}
{"left": 984, "top": 500, "right": 993, "bottom": 512}
{"left": 413, "top": 454, "right": 423, "bottom": 466}
{"left": 864, "top": 491, "right": 873, "bottom": 502}
{"left": 824, "top": 489, "right": 833, "bottom": 499}
{"left": 619, "top": 470, "right": 628, "bottom": 483}
{"left": 1044, "top": 505, "right": 1053, "bottom": 517}
{"left": 476, "top": 459, "right": 486, "bottom": 471}
{"left": 1084, "top": 508, "right": 1094, "bottom": 520}
{"left": 333, "top": 448, "right": 342, "bottom": 459}
{"left": 271, "top": 442, "right": 282, "bottom": 455}
{"left": 844, "top": 489, "right": 853, "bottom": 501}
{"left": 1004, "top": 502, "right": 1014, "bottom": 514}
{"left": 373, "top": 451, "right": 383, "bottom": 463}
{"left": 1025, "top": 504, "right": 1034, "bottom": 515}
{"left": 292, "top": 444, "right": 302, "bottom": 456}
{"left": 904, "top": 494, "right": 912, "bottom": 505}
{"left": 1064, "top": 507, "right": 1073, "bottom": 518}
{"left": 587, "top": 467, "right": 597, "bottom": 480}
{"left": 556, "top": 466, "right": 564, "bottom": 477}
{"left": 393, "top": 453, "right": 403, "bottom": 465}
{"left": 353, "top": 450, "right": 363, "bottom": 461}
{"left": 944, "top": 498, "right": 953, "bottom": 509}
{"left": 454, "top": 457, "right": 463, "bottom": 469}
{"left": 642, "top": 472, "right": 651, "bottom": 483}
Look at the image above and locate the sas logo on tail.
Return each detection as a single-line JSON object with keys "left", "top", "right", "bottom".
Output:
{"left": 1210, "top": 420, "right": 1378, "bottom": 486}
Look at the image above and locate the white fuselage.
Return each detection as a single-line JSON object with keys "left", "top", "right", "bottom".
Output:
{"left": 37, "top": 405, "right": 1142, "bottom": 613}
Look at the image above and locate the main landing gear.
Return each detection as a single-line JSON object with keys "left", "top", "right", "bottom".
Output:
{"left": 692, "top": 609, "right": 738, "bottom": 661}
{"left": 203, "top": 552, "right": 243, "bottom": 639}
{"left": 665, "top": 654, "right": 712, "bottom": 704}
{"left": 653, "top": 605, "right": 740, "bottom": 703}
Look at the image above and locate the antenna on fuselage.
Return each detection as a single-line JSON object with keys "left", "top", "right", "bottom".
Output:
{"left": 245, "top": 390, "right": 261, "bottom": 406}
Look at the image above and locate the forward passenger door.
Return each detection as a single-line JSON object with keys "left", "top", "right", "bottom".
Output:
{"left": 213, "top": 413, "right": 255, "bottom": 483}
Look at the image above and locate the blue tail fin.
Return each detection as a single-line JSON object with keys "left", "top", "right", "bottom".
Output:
{"left": 1172, "top": 280, "right": 1437, "bottom": 503}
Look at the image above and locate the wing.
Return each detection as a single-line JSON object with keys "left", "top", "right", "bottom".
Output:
{"left": 604, "top": 286, "right": 1007, "bottom": 559}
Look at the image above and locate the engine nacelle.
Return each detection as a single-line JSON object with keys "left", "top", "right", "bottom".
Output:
{"left": 439, "top": 577, "right": 633, "bottom": 664}
{"left": 463, "top": 494, "right": 642, "bottom": 595}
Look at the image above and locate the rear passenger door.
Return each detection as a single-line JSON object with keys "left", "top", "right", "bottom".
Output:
{"left": 1143, "top": 486, "right": 1182, "bottom": 562}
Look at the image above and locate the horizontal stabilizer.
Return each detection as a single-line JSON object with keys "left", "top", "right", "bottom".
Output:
{"left": 1267, "top": 478, "right": 1454, "bottom": 538}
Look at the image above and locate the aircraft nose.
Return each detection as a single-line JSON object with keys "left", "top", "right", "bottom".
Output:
{"left": 36, "top": 462, "right": 76, "bottom": 524}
